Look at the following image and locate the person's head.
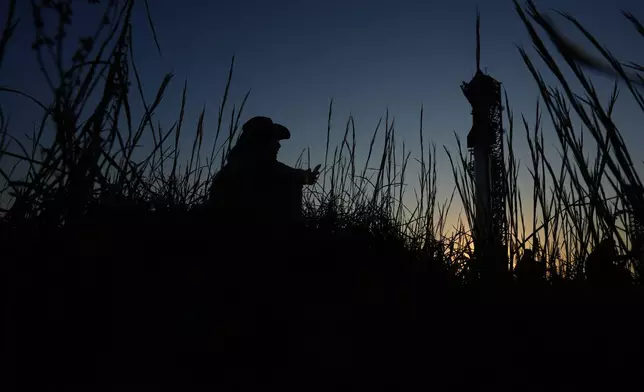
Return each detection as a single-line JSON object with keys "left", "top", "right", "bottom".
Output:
{"left": 233, "top": 116, "right": 290, "bottom": 162}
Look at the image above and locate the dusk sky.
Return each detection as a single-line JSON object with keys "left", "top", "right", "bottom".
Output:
{"left": 2, "top": 0, "right": 643, "bottom": 224}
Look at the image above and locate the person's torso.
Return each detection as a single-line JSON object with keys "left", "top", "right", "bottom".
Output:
{"left": 209, "top": 160, "right": 304, "bottom": 223}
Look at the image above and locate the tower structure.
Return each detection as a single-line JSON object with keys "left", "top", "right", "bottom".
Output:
{"left": 461, "top": 10, "right": 507, "bottom": 280}
{"left": 623, "top": 183, "right": 644, "bottom": 259}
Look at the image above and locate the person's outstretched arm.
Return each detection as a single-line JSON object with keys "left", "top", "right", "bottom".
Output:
{"left": 275, "top": 161, "right": 320, "bottom": 185}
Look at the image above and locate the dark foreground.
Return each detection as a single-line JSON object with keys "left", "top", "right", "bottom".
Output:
{"left": 3, "top": 220, "right": 643, "bottom": 391}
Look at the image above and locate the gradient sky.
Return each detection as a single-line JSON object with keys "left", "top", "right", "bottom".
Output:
{"left": 2, "top": 0, "right": 643, "bottom": 227}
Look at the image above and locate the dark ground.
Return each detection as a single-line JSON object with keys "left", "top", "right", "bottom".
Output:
{"left": 3, "top": 219, "right": 644, "bottom": 390}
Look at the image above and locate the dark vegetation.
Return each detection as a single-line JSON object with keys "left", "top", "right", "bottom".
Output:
{"left": 2, "top": 0, "right": 644, "bottom": 389}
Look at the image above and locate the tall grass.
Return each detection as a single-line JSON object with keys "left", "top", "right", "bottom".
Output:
{"left": 511, "top": 0, "right": 644, "bottom": 280}
{"left": 1, "top": 0, "right": 642, "bottom": 285}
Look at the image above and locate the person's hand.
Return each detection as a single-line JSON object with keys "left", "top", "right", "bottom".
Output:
{"left": 303, "top": 164, "right": 321, "bottom": 185}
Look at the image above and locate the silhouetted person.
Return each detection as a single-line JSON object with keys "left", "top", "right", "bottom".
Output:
{"left": 515, "top": 249, "right": 545, "bottom": 285}
{"left": 586, "top": 237, "right": 632, "bottom": 287}
{"left": 208, "top": 116, "right": 320, "bottom": 227}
